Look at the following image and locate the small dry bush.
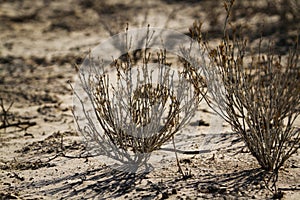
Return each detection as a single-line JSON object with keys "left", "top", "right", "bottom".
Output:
{"left": 190, "top": 0, "right": 300, "bottom": 194}
{"left": 72, "top": 27, "right": 203, "bottom": 171}
{"left": 205, "top": 37, "right": 300, "bottom": 172}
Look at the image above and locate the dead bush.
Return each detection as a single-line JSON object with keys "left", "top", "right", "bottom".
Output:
{"left": 72, "top": 26, "right": 204, "bottom": 173}
{"left": 190, "top": 0, "right": 300, "bottom": 195}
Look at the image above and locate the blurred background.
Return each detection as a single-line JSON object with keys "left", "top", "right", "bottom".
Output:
{"left": 1, "top": 0, "right": 299, "bottom": 132}
{"left": 1, "top": 0, "right": 299, "bottom": 105}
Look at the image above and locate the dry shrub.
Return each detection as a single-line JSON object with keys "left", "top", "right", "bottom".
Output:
{"left": 190, "top": 0, "right": 300, "bottom": 195}
{"left": 89, "top": 51, "right": 198, "bottom": 154}
{"left": 205, "top": 36, "right": 300, "bottom": 172}
{"left": 72, "top": 27, "right": 203, "bottom": 172}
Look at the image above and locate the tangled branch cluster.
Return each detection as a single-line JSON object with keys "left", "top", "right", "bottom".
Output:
{"left": 207, "top": 37, "right": 300, "bottom": 172}
{"left": 73, "top": 28, "right": 202, "bottom": 170}
{"left": 89, "top": 51, "right": 197, "bottom": 154}
{"left": 189, "top": 0, "right": 299, "bottom": 194}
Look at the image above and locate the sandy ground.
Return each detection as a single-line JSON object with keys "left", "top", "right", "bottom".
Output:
{"left": 0, "top": 0, "right": 299, "bottom": 199}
